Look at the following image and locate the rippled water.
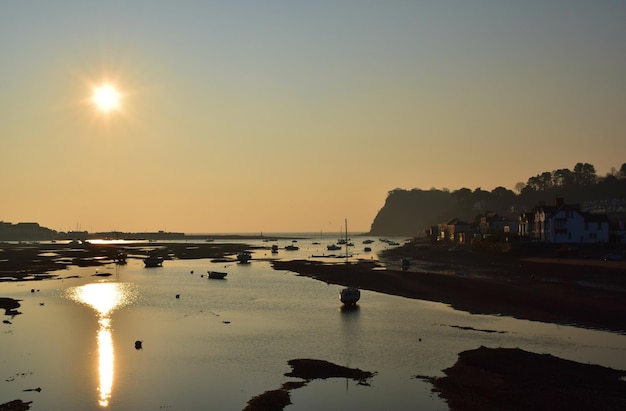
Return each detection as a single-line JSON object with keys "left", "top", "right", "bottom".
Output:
{"left": 2, "top": 238, "right": 626, "bottom": 410}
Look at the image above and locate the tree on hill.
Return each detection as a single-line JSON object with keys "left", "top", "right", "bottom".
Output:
{"left": 368, "top": 162, "right": 626, "bottom": 236}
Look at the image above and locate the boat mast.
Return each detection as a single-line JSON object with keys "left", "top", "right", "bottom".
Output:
{"left": 345, "top": 218, "right": 348, "bottom": 263}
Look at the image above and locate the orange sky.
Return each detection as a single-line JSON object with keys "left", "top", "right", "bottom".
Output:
{"left": 2, "top": 2, "right": 625, "bottom": 233}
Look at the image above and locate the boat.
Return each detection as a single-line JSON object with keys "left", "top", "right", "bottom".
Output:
{"left": 327, "top": 244, "right": 342, "bottom": 251}
{"left": 237, "top": 251, "right": 252, "bottom": 263}
{"left": 207, "top": 271, "right": 227, "bottom": 279}
{"left": 143, "top": 255, "right": 164, "bottom": 267}
{"left": 284, "top": 244, "right": 299, "bottom": 251}
{"left": 271, "top": 244, "right": 279, "bottom": 254}
{"left": 362, "top": 239, "right": 374, "bottom": 244}
{"left": 115, "top": 252, "right": 127, "bottom": 264}
{"left": 364, "top": 247, "right": 372, "bottom": 252}
{"left": 340, "top": 287, "right": 360, "bottom": 306}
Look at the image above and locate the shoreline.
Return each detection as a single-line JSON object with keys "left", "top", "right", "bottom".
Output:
{"left": 3, "top": 240, "right": 626, "bottom": 410}
{"left": 3, "top": 240, "right": 625, "bottom": 333}
{"left": 271, "top": 244, "right": 626, "bottom": 334}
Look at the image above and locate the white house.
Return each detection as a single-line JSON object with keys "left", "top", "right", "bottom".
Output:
{"left": 528, "top": 197, "right": 610, "bottom": 243}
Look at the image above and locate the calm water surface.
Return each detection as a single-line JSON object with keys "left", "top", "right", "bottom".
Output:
{"left": 2, "top": 238, "right": 626, "bottom": 410}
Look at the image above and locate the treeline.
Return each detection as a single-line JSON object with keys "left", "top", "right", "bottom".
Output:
{"left": 369, "top": 162, "right": 626, "bottom": 236}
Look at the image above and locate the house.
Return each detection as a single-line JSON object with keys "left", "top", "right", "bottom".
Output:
{"left": 521, "top": 197, "right": 610, "bottom": 243}
{"left": 518, "top": 212, "right": 534, "bottom": 237}
{"left": 438, "top": 218, "right": 472, "bottom": 244}
{"left": 480, "top": 212, "right": 519, "bottom": 235}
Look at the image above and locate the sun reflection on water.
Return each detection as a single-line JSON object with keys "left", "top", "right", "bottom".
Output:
{"left": 68, "top": 282, "right": 137, "bottom": 407}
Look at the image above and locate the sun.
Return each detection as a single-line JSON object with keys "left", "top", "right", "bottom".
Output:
{"left": 92, "top": 84, "right": 121, "bottom": 113}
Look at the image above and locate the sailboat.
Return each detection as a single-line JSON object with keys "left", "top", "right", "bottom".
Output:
{"left": 339, "top": 218, "right": 360, "bottom": 305}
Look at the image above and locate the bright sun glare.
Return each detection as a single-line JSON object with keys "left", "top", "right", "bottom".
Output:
{"left": 92, "top": 84, "right": 121, "bottom": 113}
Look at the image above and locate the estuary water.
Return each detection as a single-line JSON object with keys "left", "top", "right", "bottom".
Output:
{"left": 2, "top": 237, "right": 626, "bottom": 410}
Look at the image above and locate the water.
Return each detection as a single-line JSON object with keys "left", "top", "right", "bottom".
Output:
{"left": 2, "top": 237, "right": 626, "bottom": 410}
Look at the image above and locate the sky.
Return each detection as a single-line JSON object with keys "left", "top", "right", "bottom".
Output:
{"left": 1, "top": 1, "right": 625, "bottom": 234}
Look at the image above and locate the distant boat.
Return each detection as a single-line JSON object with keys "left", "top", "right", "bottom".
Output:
{"left": 362, "top": 239, "right": 374, "bottom": 244}
{"left": 327, "top": 244, "right": 342, "bottom": 251}
{"left": 143, "top": 255, "right": 164, "bottom": 267}
{"left": 364, "top": 247, "right": 372, "bottom": 252}
{"left": 237, "top": 252, "right": 252, "bottom": 263}
{"left": 340, "top": 287, "right": 360, "bottom": 306}
{"left": 207, "top": 271, "right": 227, "bottom": 279}
{"left": 271, "top": 244, "right": 279, "bottom": 254}
{"left": 285, "top": 244, "right": 299, "bottom": 251}
{"left": 115, "top": 252, "right": 127, "bottom": 264}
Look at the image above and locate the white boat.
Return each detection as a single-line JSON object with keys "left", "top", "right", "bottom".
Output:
{"left": 340, "top": 287, "right": 360, "bottom": 306}
{"left": 207, "top": 271, "right": 227, "bottom": 279}
{"left": 237, "top": 252, "right": 252, "bottom": 263}
{"left": 143, "top": 255, "right": 164, "bottom": 267}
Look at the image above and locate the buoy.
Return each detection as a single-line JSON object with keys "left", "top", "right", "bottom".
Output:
{"left": 135, "top": 340, "right": 143, "bottom": 350}
{"left": 175, "top": 294, "right": 180, "bottom": 299}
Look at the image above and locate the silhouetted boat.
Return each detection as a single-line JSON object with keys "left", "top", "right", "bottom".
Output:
{"left": 271, "top": 244, "right": 279, "bottom": 253}
{"left": 115, "top": 252, "right": 127, "bottom": 264}
{"left": 327, "top": 244, "right": 342, "bottom": 251}
{"left": 284, "top": 244, "right": 299, "bottom": 251}
{"left": 143, "top": 255, "right": 164, "bottom": 267}
{"left": 364, "top": 247, "right": 372, "bottom": 252}
{"left": 340, "top": 287, "right": 360, "bottom": 306}
{"left": 237, "top": 252, "right": 252, "bottom": 263}
{"left": 207, "top": 271, "right": 227, "bottom": 279}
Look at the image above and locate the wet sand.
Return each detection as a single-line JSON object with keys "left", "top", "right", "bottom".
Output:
{"left": 426, "top": 346, "right": 626, "bottom": 411}
{"left": 0, "top": 242, "right": 254, "bottom": 281}
{"left": 244, "top": 359, "right": 375, "bottom": 411}
{"left": 269, "top": 244, "right": 626, "bottom": 409}
{"left": 272, "top": 244, "right": 626, "bottom": 334}
{"left": 3, "top": 240, "right": 626, "bottom": 410}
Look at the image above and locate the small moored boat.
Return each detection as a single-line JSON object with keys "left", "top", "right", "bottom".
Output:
{"left": 207, "top": 271, "right": 227, "bottom": 279}
{"left": 340, "top": 287, "right": 360, "bottom": 306}
{"left": 143, "top": 255, "right": 164, "bottom": 267}
{"left": 115, "top": 252, "right": 127, "bottom": 264}
{"left": 237, "top": 252, "right": 252, "bottom": 263}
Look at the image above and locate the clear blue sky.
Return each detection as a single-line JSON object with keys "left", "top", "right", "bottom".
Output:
{"left": 2, "top": 1, "right": 625, "bottom": 233}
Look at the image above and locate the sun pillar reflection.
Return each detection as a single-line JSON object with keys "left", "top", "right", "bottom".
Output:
{"left": 70, "top": 282, "right": 134, "bottom": 408}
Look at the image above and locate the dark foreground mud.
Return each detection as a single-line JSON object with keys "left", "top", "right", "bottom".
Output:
{"left": 425, "top": 346, "right": 626, "bottom": 411}
{"left": 244, "top": 359, "right": 375, "bottom": 411}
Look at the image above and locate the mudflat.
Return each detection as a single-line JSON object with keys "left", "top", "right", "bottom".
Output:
{"left": 272, "top": 243, "right": 626, "bottom": 333}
